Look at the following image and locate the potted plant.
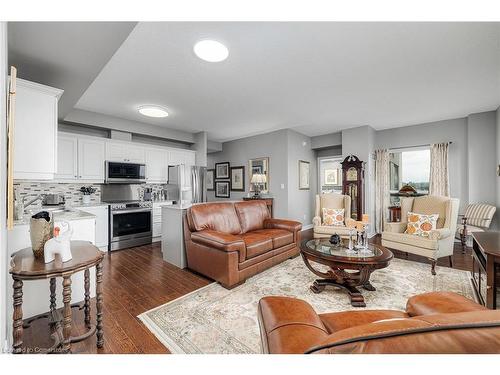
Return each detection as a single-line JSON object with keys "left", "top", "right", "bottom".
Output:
{"left": 80, "top": 186, "right": 96, "bottom": 205}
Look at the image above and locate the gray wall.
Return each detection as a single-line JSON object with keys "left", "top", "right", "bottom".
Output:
{"left": 191, "top": 131, "right": 208, "bottom": 167}
{"left": 207, "top": 129, "right": 290, "bottom": 218}
{"left": 376, "top": 118, "right": 468, "bottom": 211}
{"left": 0, "top": 21, "right": 7, "bottom": 350}
{"left": 311, "top": 132, "right": 342, "bottom": 149}
{"left": 287, "top": 130, "right": 317, "bottom": 225}
{"left": 467, "top": 112, "right": 497, "bottom": 213}
{"left": 316, "top": 145, "right": 342, "bottom": 158}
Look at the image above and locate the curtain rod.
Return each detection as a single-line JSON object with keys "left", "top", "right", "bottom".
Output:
{"left": 388, "top": 141, "right": 452, "bottom": 151}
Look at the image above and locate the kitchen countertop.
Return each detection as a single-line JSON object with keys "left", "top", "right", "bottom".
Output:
{"left": 70, "top": 202, "right": 110, "bottom": 208}
{"left": 162, "top": 203, "right": 191, "bottom": 210}
{"left": 14, "top": 208, "right": 96, "bottom": 226}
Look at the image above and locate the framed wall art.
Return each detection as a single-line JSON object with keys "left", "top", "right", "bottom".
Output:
{"left": 215, "top": 162, "right": 230, "bottom": 179}
{"left": 298, "top": 160, "right": 310, "bottom": 190}
{"left": 206, "top": 169, "right": 215, "bottom": 191}
{"left": 215, "top": 181, "right": 230, "bottom": 198}
{"left": 230, "top": 166, "right": 245, "bottom": 192}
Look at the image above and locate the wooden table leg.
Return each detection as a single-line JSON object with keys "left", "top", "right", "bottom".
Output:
{"left": 12, "top": 278, "right": 23, "bottom": 354}
{"left": 49, "top": 278, "right": 56, "bottom": 311}
{"left": 96, "top": 262, "right": 104, "bottom": 348}
{"left": 62, "top": 275, "right": 72, "bottom": 353}
{"left": 84, "top": 269, "right": 91, "bottom": 328}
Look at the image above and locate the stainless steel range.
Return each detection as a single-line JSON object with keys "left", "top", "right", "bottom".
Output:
{"left": 101, "top": 184, "right": 152, "bottom": 251}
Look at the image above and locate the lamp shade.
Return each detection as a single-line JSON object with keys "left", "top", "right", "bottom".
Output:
{"left": 251, "top": 173, "right": 267, "bottom": 184}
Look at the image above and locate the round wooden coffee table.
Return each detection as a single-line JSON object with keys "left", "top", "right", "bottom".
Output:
{"left": 300, "top": 239, "right": 393, "bottom": 307}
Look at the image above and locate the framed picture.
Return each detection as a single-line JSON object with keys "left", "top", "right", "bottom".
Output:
{"left": 298, "top": 160, "right": 310, "bottom": 190}
{"left": 324, "top": 169, "right": 338, "bottom": 185}
{"left": 215, "top": 181, "right": 230, "bottom": 198}
{"left": 215, "top": 162, "right": 230, "bottom": 179}
{"left": 230, "top": 166, "right": 245, "bottom": 191}
{"left": 206, "top": 169, "right": 215, "bottom": 191}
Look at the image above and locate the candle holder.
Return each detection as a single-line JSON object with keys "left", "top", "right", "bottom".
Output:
{"left": 346, "top": 227, "right": 356, "bottom": 254}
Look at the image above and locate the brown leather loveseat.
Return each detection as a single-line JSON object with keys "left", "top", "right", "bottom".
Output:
{"left": 184, "top": 201, "right": 302, "bottom": 289}
{"left": 258, "top": 292, "right": 500, "bottom": 353}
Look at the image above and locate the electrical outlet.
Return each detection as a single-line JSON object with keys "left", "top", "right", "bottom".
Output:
{"left": 303, "top": 214, "right": 307, "bottom": 220}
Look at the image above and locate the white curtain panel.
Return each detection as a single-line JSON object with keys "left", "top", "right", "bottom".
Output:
{"left": 374, "top": 149, "right": 390, "bottom": 233}
{"left": 429, "top": 143, "right": 450, "bottom": 197}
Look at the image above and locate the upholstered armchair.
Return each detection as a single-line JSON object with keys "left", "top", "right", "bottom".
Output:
{"left": 456, "top": 203, "right": 496, "bottom": 250}
{"left": 313, "top": 194, "right": 353, "bottom": 239}
{"left": 381, "top": 195, "right": 459, "bottom": 275}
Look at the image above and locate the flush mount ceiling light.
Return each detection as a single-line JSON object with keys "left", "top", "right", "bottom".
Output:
{"left": 193, "top": 40, "right": 229, "bottom": 62}
{"left": 138, "top": 105, "right": 169, "bottom": 118}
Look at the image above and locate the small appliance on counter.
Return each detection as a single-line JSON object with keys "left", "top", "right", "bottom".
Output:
{"left": 42, "top": 193, "right": 65, "bottom": 206}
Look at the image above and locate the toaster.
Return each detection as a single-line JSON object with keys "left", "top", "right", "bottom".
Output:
{"left": 42, "top": 193, "right": 66, "bottom": 206}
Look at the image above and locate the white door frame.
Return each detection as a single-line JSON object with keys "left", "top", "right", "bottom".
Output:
{"left": 317, "top": 155, "right": 343, "bottom": 194}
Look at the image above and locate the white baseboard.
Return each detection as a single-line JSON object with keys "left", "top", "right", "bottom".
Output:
{"left": 302, "top": 224, "right": 313, "bottom": 231}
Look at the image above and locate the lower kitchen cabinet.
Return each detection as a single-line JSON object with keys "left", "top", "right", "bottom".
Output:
{"left": 76, "top": 205, "right": 109, "bottom": 250}
{"left": 152, "top": 201, "right": 173, "bottom": 241}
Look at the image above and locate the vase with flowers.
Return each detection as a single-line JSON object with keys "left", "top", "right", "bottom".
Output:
{"left": 80, "top": 186, "right": 96, "bottom": 205}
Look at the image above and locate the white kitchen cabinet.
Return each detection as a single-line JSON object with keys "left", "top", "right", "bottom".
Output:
{"left": 76, "top": 205, "right": 109, "bottom": 249}
{"left": 152, "top": 201, "right": 173, "bottom": 241}
{"left": 13, "top": 78, "right": 63, "bottom": 180}
{"left": 56, "top": 135, "right": 78, "bottom": 180}
{"left": 106, "top": 141, "right": 145, "bottom": 163}
{"left": 78, "top": 138, "right": 105, "bottom": 181}
{"left": 168, "top": 149, "right": 196, "bottom": 166}
{"left": 146, "top": 148, "right": 167, "bottom": 183}
{"left": 56, "top": 133, "right": 105, "bottom": 182}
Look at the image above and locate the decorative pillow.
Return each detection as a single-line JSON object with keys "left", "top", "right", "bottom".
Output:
{"left": 405, "top": 212, "right": 439, "bottom": 237}
{"left": 322, "top": 208, "right": 345, "bottom": 226}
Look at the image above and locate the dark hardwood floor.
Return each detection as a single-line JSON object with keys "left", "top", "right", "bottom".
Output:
{"left": 20, "top": 229, "right": 472, "bottom": 354}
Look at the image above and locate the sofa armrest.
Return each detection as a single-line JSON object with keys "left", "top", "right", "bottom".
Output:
{"left": 264, "top": 218, "right": 302, "bottom": 233}
{"left": 428, "top": 228, "right": 451, "bottom": 240}
{"left": 191, "top": 230, "right": 245, "bottom": 255}
{"left": 384, "top": 222, "right": 406, "bottom": 233}
{"left": 258, "top": 296, "right": 328, "bottom": 354}
{"left": 406, "top": 292, "right": 487, "bottom": 317}
{"left": 312, "top": 216, "right": 321, "bottom": 226}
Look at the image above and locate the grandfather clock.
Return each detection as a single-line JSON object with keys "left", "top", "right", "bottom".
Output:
{"left": 341, "top": 155, "right": 364, "bottom": 220}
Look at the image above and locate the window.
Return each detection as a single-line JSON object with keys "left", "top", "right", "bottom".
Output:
{"left": 318, "top": 157, "right": 343, "bottom": 194}
{"left": 389, "top": 148, "right": 430, "bottom": 205}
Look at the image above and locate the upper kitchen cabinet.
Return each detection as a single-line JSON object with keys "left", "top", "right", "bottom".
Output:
{"left": 105, "top": 141, "right": 145, "bottom": 163}
{"left": 13, "top": 78, "right": 63, "bottom": 180}
{"left": 168, "top": 149, "right": 196, "bottom": 166}
{"left": 56, "top": 133, "right": 105, "bottom": 183}
{"left": 145, "top": 148, "right": 167, "bottom": 183}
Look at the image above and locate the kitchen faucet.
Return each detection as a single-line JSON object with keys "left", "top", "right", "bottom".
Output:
{"left": 22, "top": 194, "right": 45, "bottom": 212}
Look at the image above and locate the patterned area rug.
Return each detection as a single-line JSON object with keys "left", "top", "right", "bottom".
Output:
{"left": 138, "top": 257, "right": 474, "bottom": 354}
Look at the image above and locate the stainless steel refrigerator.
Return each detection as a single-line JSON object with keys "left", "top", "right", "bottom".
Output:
{"left": 168, "top": 165, "right": 207, "bottom": 206}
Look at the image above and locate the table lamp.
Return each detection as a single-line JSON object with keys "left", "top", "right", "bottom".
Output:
{"left": 251, "top": 173, "right": 267, "bottom": 198}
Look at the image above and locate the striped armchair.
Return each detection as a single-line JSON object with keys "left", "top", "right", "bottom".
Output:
{"left": 456, "top": 203, "right": 496, "bottom": 249}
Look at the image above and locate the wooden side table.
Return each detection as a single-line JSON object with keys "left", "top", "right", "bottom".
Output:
{"left": 242, "top": 197, "right": 274, "bottom": 217}
{"left": 471, "top": 232, "right": 500, "bottom": 309}
{"left": 9, "top": 241, "right": 104, "bottom": 354}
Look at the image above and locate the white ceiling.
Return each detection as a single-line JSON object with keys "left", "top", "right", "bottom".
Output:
{"left": 13, "top": 22, "right": 500, "bottom": 142}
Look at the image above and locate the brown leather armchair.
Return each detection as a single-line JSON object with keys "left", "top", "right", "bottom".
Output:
{"left": 184, "top": 201, "right": 302, "bottom": 289}
{"left": 258, "top": 292, "right": 500, "bottom": 354}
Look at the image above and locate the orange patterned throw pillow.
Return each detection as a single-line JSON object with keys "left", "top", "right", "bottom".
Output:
{"left": 322, "top": 208, "right": 345, "bottom": 226}
{"left": 405, "top": 212, "right": 439, "bottom": 237}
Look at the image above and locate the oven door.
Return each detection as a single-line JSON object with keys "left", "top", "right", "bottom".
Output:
{"left": 106, "top": 161, "right": 146, "bottom": 184}
{"left": 110, "top": 208, "right": 152, "bottom": 242}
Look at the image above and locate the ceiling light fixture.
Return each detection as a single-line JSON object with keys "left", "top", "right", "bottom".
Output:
{"left": 193, "top": 40, "right": 229, "bottom": 62}
{"left": 138, "top": 105, "right": 169, "bottom": 118}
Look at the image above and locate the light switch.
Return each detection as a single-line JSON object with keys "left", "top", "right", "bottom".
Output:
{"left": 280, "top": 183, "right": 285, "bottom": 189}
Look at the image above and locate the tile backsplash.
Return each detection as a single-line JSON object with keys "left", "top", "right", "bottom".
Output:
{"left": 14, "top": 182, "right": 102, "bottom": 207}
{"left": 14, "top": 181, "right": 169, "bottom": 209}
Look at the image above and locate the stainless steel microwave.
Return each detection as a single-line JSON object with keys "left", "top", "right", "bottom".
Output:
{"left": 105, "top": 161, "right": 146, "bottom": 184}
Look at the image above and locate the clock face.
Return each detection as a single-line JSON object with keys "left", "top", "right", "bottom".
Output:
{"left": 346, "top": 167, "right": 358, "bottom": 181}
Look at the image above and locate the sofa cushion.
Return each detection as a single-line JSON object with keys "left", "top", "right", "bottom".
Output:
{"left": 319, "top": 310, "right": 409, "bottom": 334}
{"left": 239, "top": 232, "right": 273, "bottom": 259}
{"left": 234, "top": 201, "right": 270, "bottom": 233}
{"left": 253, "top": 229, "right": 293, "bottom": 249}
{"left": 382, "top": 231, "right": 438, "bottom": 250}
{"left": 188, "top": 202, "right": 242, "bottom": 235}
{"left": 314, "top": 225, "right": 353, "bottom": 236}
